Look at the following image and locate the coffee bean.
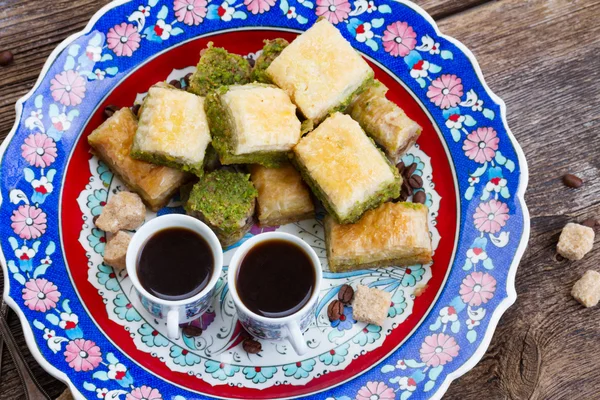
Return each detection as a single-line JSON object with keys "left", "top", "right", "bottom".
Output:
{"left": 405, "top": 163, "right": 417, "bottom": 177}
{"left": 169, "top": 79, "right": 182, "bottom": 89}
{"left": 246, "top": 56, "right": 256, "bottom": 68}
{"left": 399, "top": 186, "right": 410, "bottom": 202}
{"left": 183, "top": 73, "right": 193, "bottom": 87}
{"left": 581, "top": 218, "right": 598, "bottom": 228}
{"left": 408, "top": 175, "right": 423, "bottom": 189}
{"left": 338, "top": 284, "right": 354, "bottom": 304}
{"left": 242, "top": 338, "right": 262, "bottom": 354}
{"left": 131, "top": 104, "right": 141, "bottom": 117}
{"left": 182, "top": 325, "right": 203, "bottom": 337}
{"left": 396, "top": 161, "right": 405, "bottom": 175}
{"left": 103, "top": 105, "right": 120, "bottom": 119}
{"left": 327, "top": 300, "right": 344, "bottom": 321}
{"left": 0, "top": 50, "right": 14, "bottom": 66}
{"left": 402, "top": 179, "right": 413, "bottom": 197}
{"left": 562, "top": 173, "right": 583, "bottom": 188}
{"left": 92, "top": 215, "right": 99, "bottom": 226}
{"left": 413, "top": 190, "right": 426, "bottom": 204}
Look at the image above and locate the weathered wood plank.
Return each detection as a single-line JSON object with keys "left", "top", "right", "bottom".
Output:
{"left": 436, "top": 0, "right": 600, "bottom": 398}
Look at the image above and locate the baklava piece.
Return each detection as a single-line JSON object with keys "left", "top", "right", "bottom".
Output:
{"left": 292, "top": 112, "right": 401, "bottom": 224}
{"left": 266, "top": 19, "right": 374, "bottom": 124}
{"left": 131, "top": 84, "right": 211, "bottom": 176}
{"left": 205, "top": 83, "right": 301, "bottom": 167}
{"left": 348, "top": 80, "right": 422, "bottom": 163}
{"left": 185, "top": 170, "right": 258, "bottom": 247}
{"left": 87, "top": 108, "right": 189, "bottom": 211}
{"left": 324, "top": 202, "right": 432, "bottom": 272}
{"left": 250, "top": 163, "right": 314, "bottom": 227}
{"left": 251, "top": 38, "right": 289, "bottom": 83}
{"left": 188, "top": 43, "right": 252, "bottom": 96}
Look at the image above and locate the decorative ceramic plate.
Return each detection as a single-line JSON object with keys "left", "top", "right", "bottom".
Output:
{"left": 0, "top": 0, "right": 529, "bottom": 399}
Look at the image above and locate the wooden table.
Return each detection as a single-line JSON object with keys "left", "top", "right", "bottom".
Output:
{"left": 1, "top": 0, "right": 599, "bottom": 398}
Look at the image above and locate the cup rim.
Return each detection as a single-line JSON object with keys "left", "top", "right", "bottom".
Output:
{"left": 227, "top": 231, "right": 323, "bottom": 324}
{"left": 125, "top": 214, "right": 224, "bottom": 306}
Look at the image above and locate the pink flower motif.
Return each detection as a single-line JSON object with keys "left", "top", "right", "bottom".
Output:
{"left": 11, "top": 205, "right": 47, "bottom": 240}
{"left": 244, "top": 0, "right": 275, "bottom": 14}
{"left": 174, "top": 0, "right": 208, "bottom": 25}
{"left": 382, "top": 22, "right": 417, "bottom": 57}
{"left": 50, "top": 70, "right": 87, "bottom": 107}
{"left": 463, "top": 127, "right": 499, "bottom": 163}
{"left": 107, "top": 23, "right": 141, "bottom": 57}
{"left": 427, "top": 74, "right": 464, "bottom": 109}
{"left": 460, "top": 271, "right": 497, "bottom": 306}
{"left": 21, "top": 133, "right": 58, "bottom": 168}
{"left": 356, "top": 381, "right": 395, "bottom": 400}
{"left": 64, "top": 339, "right": 102, "bottom": 372}
{"left": 22, "top": 278, "right": 60, "bottom": 312}
{"left": 419, "top": 333, "right": 460, "bottom": 367}
{"left": 473, "top": 199, "right": 509, "bottom": 233}
{"left": 126, "top": 386, "right": 163, "bottom": 400}
{"left": 315, "top": 0, "right": 351, "bottom": 24}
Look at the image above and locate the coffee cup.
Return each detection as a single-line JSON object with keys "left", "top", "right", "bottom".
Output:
{"left": 126, "top": 214, "right": 223, "bottom": 340}
{"left": 227, "top": 232, "right": 322, "bottom": 355}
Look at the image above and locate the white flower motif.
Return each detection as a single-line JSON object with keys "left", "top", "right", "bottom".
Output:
{"left": 286, "top": 6, "right": 297, "bottom": 19}
{"left": 466, "top": 318, "right": 480, "bottom": 329}
{"left": 96, "top": 388, "right": 109, "bottom": 399}
{"left": 396, "top": 359, "right": 407, "bottom": 370}
{"left": 410, "top": 59, "right": 430, "bottom": 79}
{"left": 15, "top": 245, "right": 35, "bottom": 261}
{"left": 398, "top": 376, "right": 417, "bottom": 391}
{"left": 51, "top": 113, "right": 71, "bottom": 132}
{"left": 355, "top": 22, "right": 374, "bottom": 43}
{"left": 468, "top": 176, "right": 480, "bottom": 185}
{"left": 85, "top": 45, "right": 102, "bottom": 62}
{"left": 43, "top": 328, "right": 55, "bottom": 340}
{"left": 485, "top": 177, "right": 507, "bottom": 193}
{"left": 445, "top": 113, "right": 466, "bottom": 130}
{"left": 154, "top": 19, "right": 173, "bottom": 40}
{"left": 30, "top": 110, "right": 43, "bottom": 120}
{"left": 416, "top": 34, "right": 440, "bottom": 54}
{"left": 107, "top": 362, "right": 128, "bottom": 380}
{"left": 466, "top": 306, "right": 486, "bottom": 329}
{"left": 218, "top": 2, "right": 235, "bottom": 21}
{"left": 59, "top": 312, "right": 79, "bottom": 330}
{"left": 138, "top": 5, "right": 151, "bottom": 16}
{"left": 94, "top": 69, "right": 106, "bottom": 80}
{"left": 32, "top": 176, "right": 54, "bottom": 196}
{"left": 472, "top": 99, "right": 484, "bottom": 112}
{"left": 466, "top": 247, "right": 488, "bottom": 264}
{"left": 439, "top": 306, "right": 459, "bottom": 324}
{"left": 366, "top": 0, "right": 377, "bottom": 12}
{"left": 460, "top": 89, "right": 484, "bottom": 111}
{"left": 40, "top": 255, "right": 52, "bottom": 265}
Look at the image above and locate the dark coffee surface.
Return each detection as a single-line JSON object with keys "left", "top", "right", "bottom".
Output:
{"left": 237, "top": 239, "right": 315, "bottom": 318}
{"left": 137, "top": 228, "right": 214, "bottom": 301}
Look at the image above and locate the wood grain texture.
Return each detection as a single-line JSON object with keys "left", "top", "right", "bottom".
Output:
{"left": 1, "top": 0, "right": 600, "bottom": 399}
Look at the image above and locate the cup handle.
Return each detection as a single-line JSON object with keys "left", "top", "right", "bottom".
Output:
{"left": 286, "top": 320, "right": 308, "bottom": 355}
{"left": 167, "top": 308, "right": 180, "bottom": 340}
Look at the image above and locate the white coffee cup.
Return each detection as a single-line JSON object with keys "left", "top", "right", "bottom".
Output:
{"left": 227, "top": 232, "right": 322, "bottom": 355}
{"left": 126, "top": 214, "right": 223, "bottom": 340}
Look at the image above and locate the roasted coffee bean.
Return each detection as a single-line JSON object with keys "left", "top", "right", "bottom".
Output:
{"left": 103, "top": 105, "right": 120, "bottom": 119}
{"left": 338, "top": 284, "right": 354, "bottom": 304}
{"left": 247, "top": 56, "right": 256, "bottom": 68}
{"left": 243, "top": 338, "right": 262, "bottom": 354}
{"left": 182, "top": 325, "right": 203, "bottom": 337}
{"left": 399, "top": 186, "right": 410, "bottom": 202}
{"left": 408, "top": 175, "right": 423, "bottom": 189}
{"left": 563, "top": 173, "right": 583, "bottom": 188}
{"left": 396, "top": 161, "right": 405, "bottom": 175}
{"left": 183, "top": 73, "right": 193, "bottom": 87}
{"left": 413, "top": 190, "right": 426, "bottom": 204}
{"left": 328, "top": 300, "right": 344, "bottom": 321}
{"left": 0, "top": 50, "right": 14, "bottom": 66}
{"left": 169, "top": 79, "right": 182, "bottom": 89}
{"left": 402, "top": 179, "right": 413, "bottom": 197}
{"left": 581, "top": 218, "right": 598, "bottom": 228}
{"left": 405, "top": 163, "right": 417, "bottom": 177}
{"left": 131, "top": 104, "right": 141, "bottom": 117}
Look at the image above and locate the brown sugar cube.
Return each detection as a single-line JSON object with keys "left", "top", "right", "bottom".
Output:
{"left": 104, "top": 231, "right": 131, "bottom": 270}
{"left": 557, "top": 223, "right": 595, "bottom": 261}
{"left": 96, "top": 191, "right": 146, "bottom": 233}
{"left": 571, "top": 270, "right": 600, "bottom": 307}
{"left": 352, "top": 285, "right": 391, "bottom": 326}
